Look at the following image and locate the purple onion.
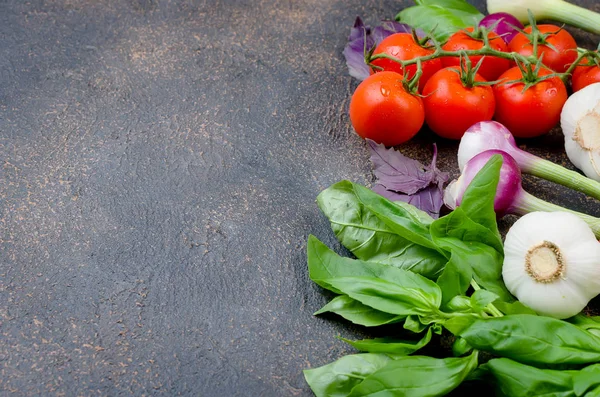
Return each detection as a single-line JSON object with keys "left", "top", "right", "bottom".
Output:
{"left": 457, "top": 121, "right": 536, "bottom": 173}
{"left": 444, "top": 150, "right": 600, "bottom": 237}
{"left": 445, "top": 150, "right": 523, "bottom": 217}
{"left": 457, "top": 121, "right": 600, "bottom": 202}
{"left": 478, "top": 12, "right": 524, "bottom": 44}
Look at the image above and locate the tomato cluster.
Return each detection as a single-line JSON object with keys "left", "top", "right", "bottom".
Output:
{"left": 349, "top": 25, "right": 599, "bottom": 145}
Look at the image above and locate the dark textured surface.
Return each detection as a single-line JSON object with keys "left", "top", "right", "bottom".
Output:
{"left": 1, "top": 0, "right": 599, "bottom": 395}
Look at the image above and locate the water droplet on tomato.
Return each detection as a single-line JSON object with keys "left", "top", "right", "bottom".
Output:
{"left": 380, "top": 86, "right": 391, "bottom": 97}
{"left": 547, "top": 88, "right": 557, "bottom": 96}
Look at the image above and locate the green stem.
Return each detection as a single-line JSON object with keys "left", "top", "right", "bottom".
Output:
{"left": 369, "top": 47, "right": 534, "bottom": 69}
{"left": 542, "top": 0, "right": 600, "bottom": 35}
{"left": 563, "top": 50, "right": 591, "bottom": 78}
{"left": 470, "top": 280, "right": 504, "bottom": 318}
{"left": 513, "top": 191, "right": 600, "bottom": 238}
{"left": 527, "top": 158, "right": 600, "bottom": 201}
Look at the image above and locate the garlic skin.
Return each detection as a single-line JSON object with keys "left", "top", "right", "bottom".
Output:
{"left": 503, "top": 211, "right": 600, "bottom": 319}
{"left": 560, "top": 82, "right": 600, "bottom": 182}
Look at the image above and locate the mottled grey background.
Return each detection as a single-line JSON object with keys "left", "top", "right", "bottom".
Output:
{"left": 1, "top": 0, "right": 599, "bottom": 395}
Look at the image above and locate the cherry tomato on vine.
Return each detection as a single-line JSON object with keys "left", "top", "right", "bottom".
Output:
{"left": 422, "top": 68, "right": 496, "bottom": 140}
{"left": 508, "top": 25, "right": 577, "bottom": 73}
{"left": 349, "top": 71, "right": 424, "bottom": 146}
{"left": 370, "top": 33, "right": 443, "bottom": 92}
{"left": 572, "top": 63, "right": 600, "bottom": 92}
{"left": 493, "top": 66, "right": 568, "bottom": 138}
{"left": 442, "top": 27, "right": 510, "bottom": 81}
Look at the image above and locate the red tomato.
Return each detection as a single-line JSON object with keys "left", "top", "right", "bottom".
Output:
{"left": 493, "top": 66, "right": 568, "bottom": 138}
{"left": 349, "top": 71, "right": 424, "bottom": 146}
{"left": 422, "top": 68, "right": 496, "bottom": 140}
{"left": 508, "top": 25, "right": 577, "bottom": 73}
{"left": 442, "top": 27, "right": 510, "bottom": 81}
{"left": 370, "top": 33, "right": 443, "bottom": 92}
{"left": 572, "top": 63, "right": 600, "bottom": 92}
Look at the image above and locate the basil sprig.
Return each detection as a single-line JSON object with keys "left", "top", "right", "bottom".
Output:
{"left": 305, "top": 154, "right": 600, "bottom": 396}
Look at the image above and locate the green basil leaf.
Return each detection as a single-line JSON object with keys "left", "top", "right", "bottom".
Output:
{"left": 457, "top": 154, "right": 503, "bottom": 249}
{"left": 432, "top": 226, "right": 512, "bottom": 302}
{"left": 568, "top": 314, "right": 600, "bottom": 337}
{"left": 307, "top": 235, "right": 441, "bottom": 300}
{"left": 415, "top": 0, "right": 482, "bottom": 14}
{"left": 452, "top": 337, "right": 472, "bottom": 357}
{"left": 304, "top": 353, "right": 392, "bottom": 397}
{"left": 485, "top": 358, "right": 575, "bottom": 397}
{"left": 317, "top": 181, "right": 448, "bottom": 279}
{"left": 392, "top": 200, "right": 435, "bottom": 226}
{"left": 495, "top": 301, "right": 538, "bottom": 316}
{"left": 348, "top": 351, "right": 478, "bottom": 397}
{"left": 351, "top": 182, "right": 441, "bottom": 251}
{"left": 436, "top": 250, "right": 473, "bottom": 306}
{"left": 341, "top": 327, "right": 433, "bottom": 356}
{"left": 396, "top": 1, "right": 484, "bottom": 42}
{"left": 314, "top": 295, "right": 404, "bottom": 327}
{"left": 322, "top": 276, "right": 440, "bottom": 317}
{"left": 430, "top": 155, "right": 512, "bottom": 303}
{"left": 573, "top": 364, "right": 600, "bottom": 396}
{"left": 448, "top": 314, "right": 600, "bottom": 365}
{"left": 446, "top": 295, "right": 473, "bottom": 313}
{"left": 584, "top": 388, "right": 600, "bottom": 397}
{"left": 470, "top": 290, "right": 499, "bottom": 312}
{"left": 404, "top": 315, "right": 429, "bottom": 333}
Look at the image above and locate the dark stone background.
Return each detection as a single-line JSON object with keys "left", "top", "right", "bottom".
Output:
{"left": 1, "top": 0, "right": 599, "bottom": 395}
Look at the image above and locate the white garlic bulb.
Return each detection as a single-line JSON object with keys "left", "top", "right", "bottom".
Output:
{"left": 560, "top": 82, "right": 600, "bottom": 182}
{"left": 502, "top": 211, "right": 600, "bottom": 319}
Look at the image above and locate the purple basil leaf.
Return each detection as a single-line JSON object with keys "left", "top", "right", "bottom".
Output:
{"left": 344, "top": 18, "right": 418, "bottom": 81}
{"left": 371, "top": 20, "right": 413, "bottom": 44}
{"left": 344, "top": 17, "right": 374, "bottom": 80}
{"left": 368, "top": 139, "right": 449, "bottom": 219}
{"left": 405, "top": 184, "right": 445, "bottom": 219}
{"left": 372, "top": 184, "right": 443, "bottom": 219}
{"left": 423, "top": 143, "right": 449, "bottom": 188}
{"left": 367, "top": 139, "right": 430, "bottom": 195}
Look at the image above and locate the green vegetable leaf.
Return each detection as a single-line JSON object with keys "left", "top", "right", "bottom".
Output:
{"left": 314, "top": 295, "right": 404, "bottom": 327}
{"left": 307, "top": 235, "right": 441, "bottom": 301}
{"left": 446, "top": 295, "right": 473, "bottom": 313}
{"left": 568, "top": 314, "right": 600, "bottom": 338}
{"left": 446, "top": 314, "right": 600, "bottom": 365}
{"left": 322, "top": 276, "right": 440, "bottom": 317}
{"left": 347, "top": 352, "right": 478, "bottom": 397}
{"left": 317, "top": 181, "right": 447, "bottom": 279}
{"left": 431, "top": 156, "right": 512, "bottom": 303}
{"left": 494, "top": 301, "right": 538, "bottom": 316}
{"left": 404, "top": 315, "right": 429, "bottom": 333}
{"left": 455, "top": 155, "right": 503, "bottom": 249}
{"left": 435, "top": 250, "right": 472, "bottom": 307}
{"left": 451, "top": 337, "right": 472, "bottom": 357}
{"left": 351, "top": 182, "right": 440, "bottom": 250}
{"left": 393, "top": 200, "right": 435, "bottom": 226}
{"left": 304, "top": 353, "right": 392, "bottom": 397}
{"left": 470, "top": 290, "right": 499, "bottom": 312}
{"left": 396, "top": 0, "right": 484, "bottom": 42}
{"left": 341, "top": 327, "right": 433, "bottom": 356}
{"left": 573, "top": 364, "right": 600, "bottom": 396}
{"left": 484, "top": 358, "right": 575, "bottom": 397}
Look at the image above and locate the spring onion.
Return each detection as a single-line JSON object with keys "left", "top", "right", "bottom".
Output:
{"left": 487, "top": 0, "right": 600, "bottom": 35}
{"left": 445, "top": 150, "right": 600, "bottom": 237}
{"left": 458, "top": 121, "right": 600, "bottom": 201}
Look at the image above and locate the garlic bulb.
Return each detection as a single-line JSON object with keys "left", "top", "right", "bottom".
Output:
{"left": 560, "top": 82, "right": 600, "bottom": 182}
{"left": 503, "top": 211, "right": 600, "bottom": 319}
